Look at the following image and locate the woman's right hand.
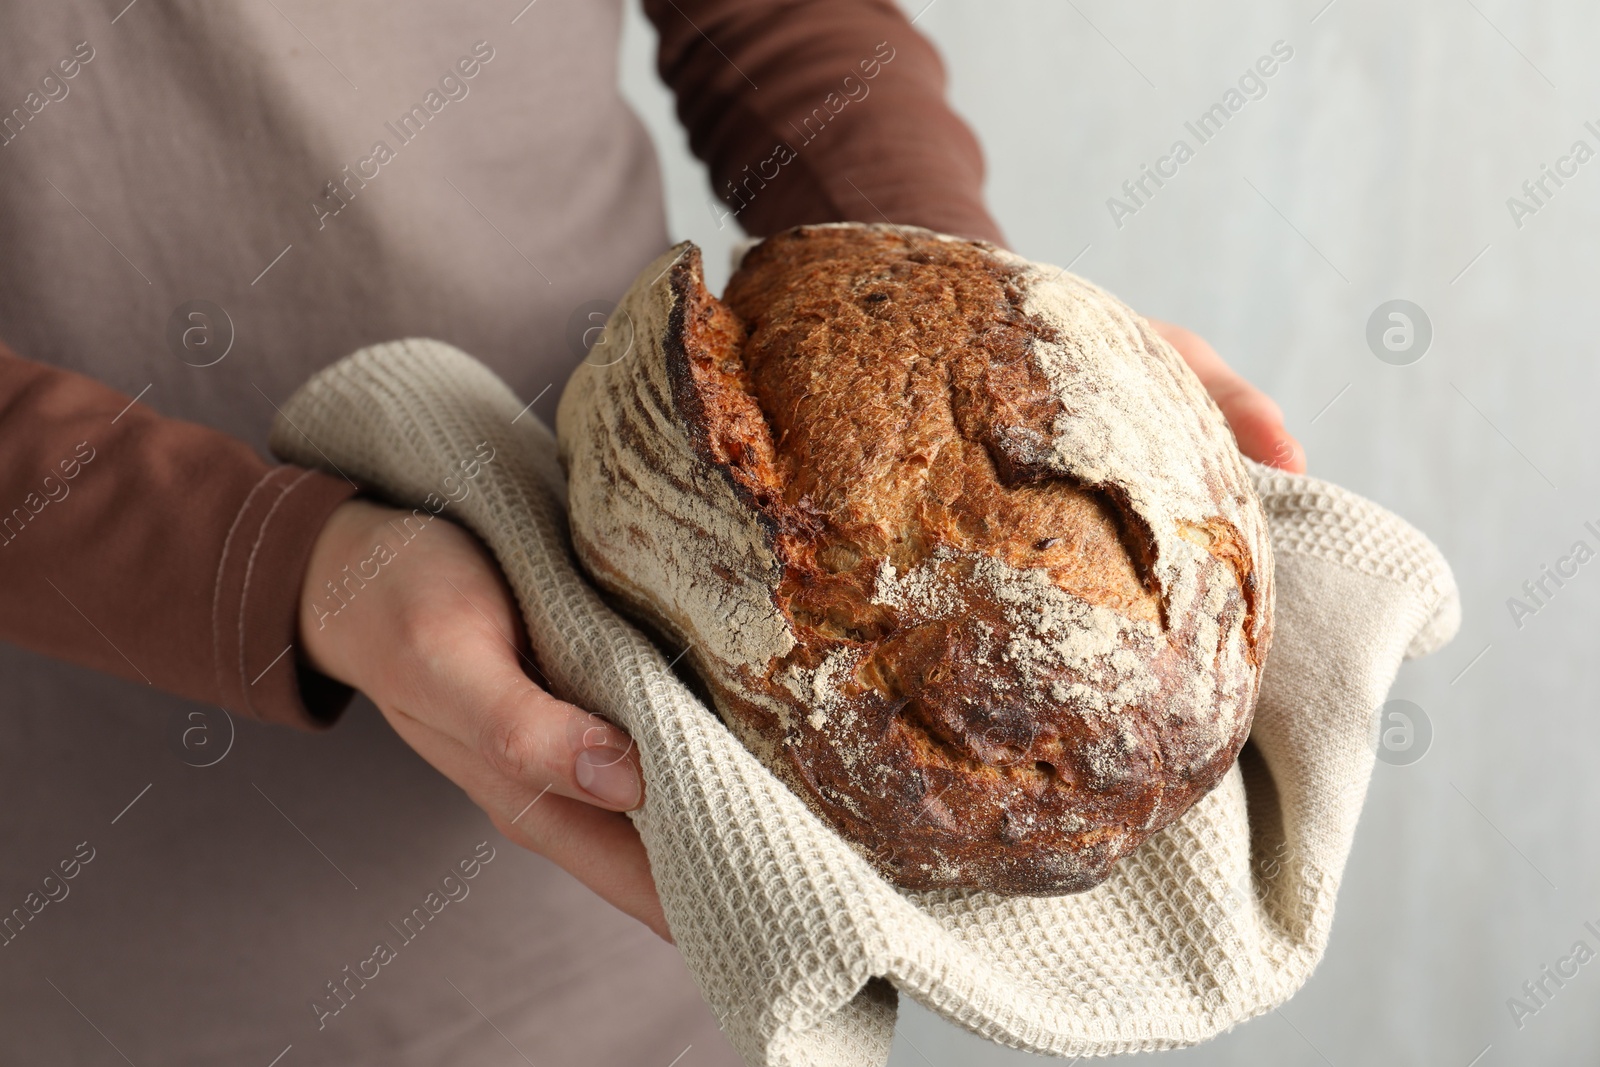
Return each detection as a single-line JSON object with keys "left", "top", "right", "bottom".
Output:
{"left": 297, "top": 498, "right": 670, "bottom": 940}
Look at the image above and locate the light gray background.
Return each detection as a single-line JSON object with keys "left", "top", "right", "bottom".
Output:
{"left": 619, "top": 2, "right": 1599, "bottom": 1065}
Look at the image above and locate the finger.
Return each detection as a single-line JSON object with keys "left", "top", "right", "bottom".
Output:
{"left": 381, "top": 706, "right": 669, "bottom": 939}
{"left": 1216, "top": 388, "right": 1307, "bottom": 473}
{"left": 373, "top": 564, "right": 645, "bottom": 811}
{"left": 390, "top": 621, "right": 645, "bottom": 811}
{"left": 474, "top": 680, "right": 646, "bottom": 812}
{"left": 491, "top": 796, "right": 670, "bottom": 942}
{"left": 1148, "top": 319, "right": 1249, "bottom": 398}
{"left": 1148, "top": 318, "right": 1307, "bottom": 473}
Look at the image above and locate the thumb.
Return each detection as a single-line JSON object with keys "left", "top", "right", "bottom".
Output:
{"left": 387, "top": 611, "right": 644, "bottom": 812}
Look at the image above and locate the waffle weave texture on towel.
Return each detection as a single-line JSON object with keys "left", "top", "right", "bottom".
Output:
{"left": 269, "top": 337, "right": 1459, "bottom": 1066}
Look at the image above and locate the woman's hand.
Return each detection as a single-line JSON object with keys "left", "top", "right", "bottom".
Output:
{"left": 298, "top": 498, "right": 669, "bottom": 939}
{"left": 1148, "top": 319, "right": 1307, "bottom": 473}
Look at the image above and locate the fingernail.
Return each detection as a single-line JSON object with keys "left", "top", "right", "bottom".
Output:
{"left": 575, "top": 747, "right": 641, "bottom": 809}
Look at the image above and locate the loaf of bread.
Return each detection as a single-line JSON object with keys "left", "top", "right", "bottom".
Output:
{"left": 556, "top": 223, "right": 1273, "bottom": 895}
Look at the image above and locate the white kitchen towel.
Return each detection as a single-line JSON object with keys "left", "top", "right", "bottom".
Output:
{"left": 270, "top": 338, "right": 1458, "bottom": 1066}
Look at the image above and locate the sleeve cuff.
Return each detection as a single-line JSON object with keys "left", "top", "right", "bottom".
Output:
{"left": 212, "top": 466, "right": 359, "bottom": 729}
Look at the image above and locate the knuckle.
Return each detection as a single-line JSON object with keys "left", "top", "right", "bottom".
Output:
{"left": 480, "top": 713, "right": 550, "bottom": 785}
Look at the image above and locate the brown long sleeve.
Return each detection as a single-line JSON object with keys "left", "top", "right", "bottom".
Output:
{"left": 0, "top": 344, "right": 357, "bottom": 728}
{"left": 646, "top": 0, "right": 1005, "bottom": 246}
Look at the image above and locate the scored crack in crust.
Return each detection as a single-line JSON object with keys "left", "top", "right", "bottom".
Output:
{"left": 556, "top": 223, "right": 1274, "bottom": 895}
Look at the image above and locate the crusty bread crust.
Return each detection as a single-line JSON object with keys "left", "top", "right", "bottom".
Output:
{"left": 558, "top": 224, "right": 1273, "bottom": 895}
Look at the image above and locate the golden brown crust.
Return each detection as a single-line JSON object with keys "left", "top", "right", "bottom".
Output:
{"left": 574, "top": 226, "right": 1273, "bottom": 895}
